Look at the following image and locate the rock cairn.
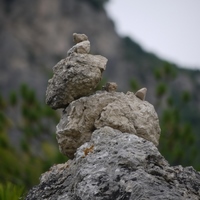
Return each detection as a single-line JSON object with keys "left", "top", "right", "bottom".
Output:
{"left": 46, "top": 33, "right": 160, "bottom": 158}
{"left": 26, "top": 34, "right": 200, "bottom": 200}
{"left": 46, "top": 33, "right": 107, "bottom": 109}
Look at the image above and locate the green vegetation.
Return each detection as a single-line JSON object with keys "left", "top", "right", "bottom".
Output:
{"left": 0, "top": 182, "right": 25, "bottom": 200}
{"left": 130, "top": 79, "right": 139, "bottom": 91}
{"left": 96, "top": 77, "right": 107, "bottom": 90}
{"left": 0, "top": 84, "right": 66, "bottom": 197}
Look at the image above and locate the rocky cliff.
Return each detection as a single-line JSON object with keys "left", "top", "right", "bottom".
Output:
{"left": 25, "top": 33, "right": 200, "bottom": 200}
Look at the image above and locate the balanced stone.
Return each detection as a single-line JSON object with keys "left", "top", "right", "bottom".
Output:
{"left": 135, "top": 87, "right": 147, "bottom": 101}
{"left": 46, "top": 34, "right": 107, "bottom": 109}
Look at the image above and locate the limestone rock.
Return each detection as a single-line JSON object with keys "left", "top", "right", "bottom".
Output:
{"left": 67, "top": 33, "right": 90, "bottom": 55}
{"left": 102, "top": 82, "right": 118, "bottom": 92}
{"left": 135, "top": 87, "right": 147, "bottom": 100}
{"left": 25, "top": 127, "right": 200, "bottom": 200}
{"left": 67, "top": 40, "right": 90, "bottom": 55}
{"left": 73, "top": 33, "right": 88, "bottom": 43}
{"left": 68, "top": 40, "right": 90, "bottom": 55}
{"left": 46, "top": 34, "right": 107, "bottom": 109}
{"left": 56, "top": 91, "right": 160, "bottom": 158}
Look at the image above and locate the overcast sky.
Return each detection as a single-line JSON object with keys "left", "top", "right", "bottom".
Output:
{"left": 105, "top": 0, "right": 200, "bottom": 69}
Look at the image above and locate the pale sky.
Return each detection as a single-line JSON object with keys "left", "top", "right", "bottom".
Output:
{"left": 105, "top": 0, "right": 200, "bottom": 69}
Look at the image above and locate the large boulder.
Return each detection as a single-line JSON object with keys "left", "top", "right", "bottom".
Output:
{"left": 56, "top": 91, "right": 160, "bottom": 158}
{"left": 26, "top": 127, "right": 200, "bottom": 200}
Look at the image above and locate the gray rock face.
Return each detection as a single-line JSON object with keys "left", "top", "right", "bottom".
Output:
{"left": 26, "top": 127, "right": 200, "bottom": 200}
{"left": 56, "top": 91, "right": 160, "bottom": 158}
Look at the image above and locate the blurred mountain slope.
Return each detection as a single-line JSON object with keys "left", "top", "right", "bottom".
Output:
{"left": 0, "top": 0, "right": 122, "bottom": 97}
{"left": 0, "top": 0, "right": 169, "bottom": 96}
{"left": 1, "top": 0, "right": 200, "bottom": 156}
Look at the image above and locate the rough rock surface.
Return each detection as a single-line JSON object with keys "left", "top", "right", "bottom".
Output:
{"left": 67, "top": 33, "right": 90, "bottom": 56}
{"left": 46, "top": 34, "right": 107, "bottom": 109}
{"left": 56, "top": 91, "right": 160, "bottom": 158}
{"left": 26, "top": 127, "right": 200, "bottom": 200}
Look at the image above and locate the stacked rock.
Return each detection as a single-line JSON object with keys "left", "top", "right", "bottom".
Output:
{"left": 26, "top": 34, "right": 200, "bottom": 200}
{"left": 46, "top": 33, "right": 108, "bottom": 109}
{"left": 46, "top": 33, "right": 161, "bottom": 158}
